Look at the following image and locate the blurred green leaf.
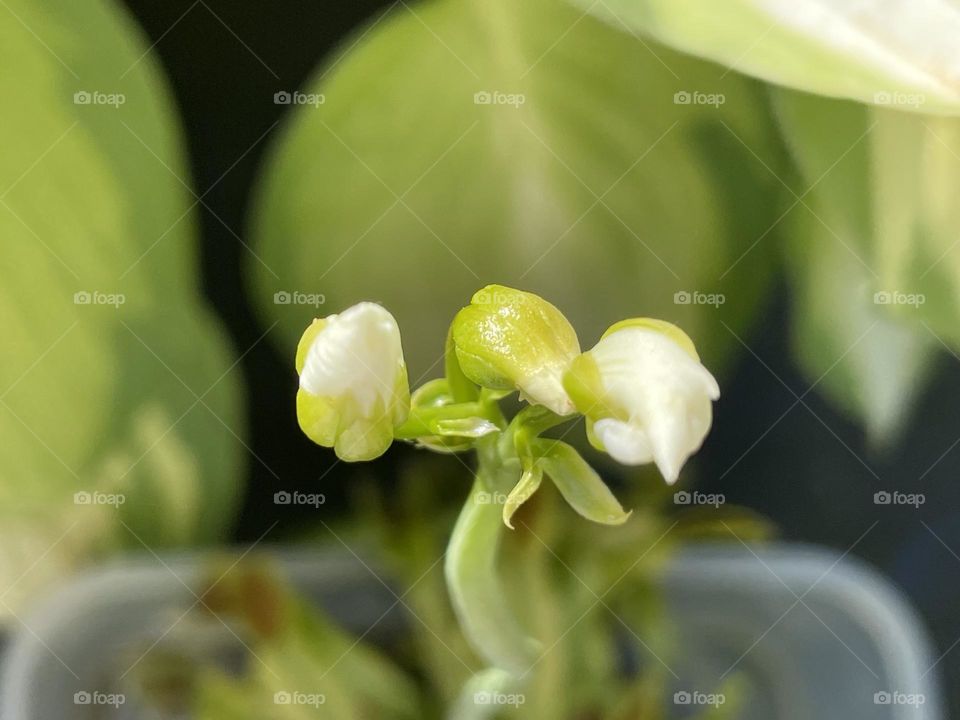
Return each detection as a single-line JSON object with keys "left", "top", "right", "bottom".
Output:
{"left": 0, "top": 0, "right": 242, "bottom": 612}
{"left": 251, "top": 0, "right": 785, "bottom": 384}
{"left": 773, "top": 91, "right": 947, "bottom": 442}
{"left": 573, "top": 0, "right": 960, "bottom": 115}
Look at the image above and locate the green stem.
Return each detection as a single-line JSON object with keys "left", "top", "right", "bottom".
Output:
{"left": 445, "top": 324, "right": 479, "bottom": 403}
{"left": 394, "top": 402, "right": 489, "bottom": 439}
{"left": 448, "top": 668, "right": 518, "bottom": 720}
{"left": 444, "top": 438, "right": 536, "bottom": 677}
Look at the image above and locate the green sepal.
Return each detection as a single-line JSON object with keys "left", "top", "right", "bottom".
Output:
{"left": 502, "top": 465, "right": 544, "bottom": 530}
{"left": 531, "top": 438, "right": 630, "bottom": 525}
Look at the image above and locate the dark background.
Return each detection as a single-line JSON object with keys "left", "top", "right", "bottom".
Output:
{"left": 120, "top": 0, "right": 960, "bottom": 712}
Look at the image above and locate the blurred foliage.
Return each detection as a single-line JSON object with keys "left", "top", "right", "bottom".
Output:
{"left": 568, "top": 0, "right": 960, "bottom": 444}
{"left": 250, "top": 0, "right": 785, "bottom": 384}
{"left": 130, "top": 461, "right": 766, "bottom": 719}
{"left": 0, "top": 0, "right": 242, "bottom": 613}
{"left": 250, "top": 0, "right": 960, "bottom": 450}
{"left": 772, "top": 92, "right": 948, "bottom": 443}
{"left": 575, "top": 0, "right": 960, "bottom": 114}
{"left": 192, "top": 559, "right": 423, "bottom": 719}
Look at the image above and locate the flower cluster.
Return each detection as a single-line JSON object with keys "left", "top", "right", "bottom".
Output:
{"left": 295, "top": 286, "right": 719, "bottom": 524}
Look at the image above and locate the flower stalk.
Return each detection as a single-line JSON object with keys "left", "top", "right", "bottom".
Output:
{"left": 444, "top": 436, "right": 538, "bottom": 676}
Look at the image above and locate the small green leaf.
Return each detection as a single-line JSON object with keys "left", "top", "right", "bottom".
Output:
{"left": 503, "top": 465, "right": 544, "bottom": 529}
{"left": 532, "top": 439, "right": 630, "bottom": 525}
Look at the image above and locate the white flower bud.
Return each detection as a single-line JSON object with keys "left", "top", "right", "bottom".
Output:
{"left": 296, "top": 302, "right": 410, "bottom": 461}
{"left": 564, "top": 319, "right": 719, "bottom": 484}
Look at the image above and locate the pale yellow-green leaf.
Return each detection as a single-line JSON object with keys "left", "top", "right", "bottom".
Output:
{"left": 576, "top": 0, "right": 960, "bottom": 115}
{"left": 0, "top": 0, "right": 242, "bottom": 613}
{"left": 774, "top": 90, "right": 943, "bottom": 442}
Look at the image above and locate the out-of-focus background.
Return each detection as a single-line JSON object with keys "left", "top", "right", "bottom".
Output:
{"left": 3, "top": 0, "right": 960, "bottom": 717}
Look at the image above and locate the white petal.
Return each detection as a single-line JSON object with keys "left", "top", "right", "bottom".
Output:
{"left": 643, "top": 395, "right": 713, "bottom": 484}
{"left": 592, "top": 418, "right": 654, "bottom": 465}
{"left": 519, "top": 368, "right": 575, "bottom": 415}
{"left": 589, "top": 327, "right": 718, "bottom": 482}
{"left": 300, "top": 302, "right": 404, "bottom": 416}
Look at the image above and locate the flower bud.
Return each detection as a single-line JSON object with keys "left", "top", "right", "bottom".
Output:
{"left": 563, "top": 319, "right": 719, "bottom": 484}
{"left": 452, "top": 285, "right": 580, "bottom": 414}
{"left": 296, "top": 302, "right": 410, "bottom": 461}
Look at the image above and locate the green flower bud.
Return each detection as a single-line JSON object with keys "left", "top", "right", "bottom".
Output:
{"left": 452, "top": 285, "right": 580, "bottom": 415}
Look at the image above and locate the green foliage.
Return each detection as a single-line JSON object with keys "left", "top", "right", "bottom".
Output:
{"left": 251, "top": 0, "right": 784, "bottom": 384}
{"left": 574, "top": 0, "right": 960, "bottom": 441}
{"left": 773, "top": 91, "right": 960, "bottom": 443}
{"left": 0, "top": 0, "right": 242, "bottom": 611}
{"left": 574, "top": 0, "right": 960, "bottom": 114}
{"left": 139, "top": 558, "right": 423, "bottom": 720}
